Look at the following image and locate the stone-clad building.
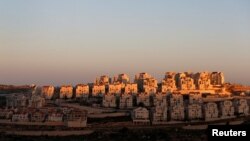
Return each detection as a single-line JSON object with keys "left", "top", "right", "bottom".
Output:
{"left": 60, "top": 85, "right": 73, "bottom": 99}
{"left": 132, "top": 107, "right": 150, "bottom": 125}
{"left": 210, "top": 72, "right": 225, "bottom": 86}
{"left": 195, "top": 72, "right": 212, "bottom": 90}
{"left": 235, "top": 99, "right": 249, "bottom": 115}
{"left": 102, "top": 93, "right": 116, "bottom": 108}
{"left": 75, "top": 84, "right": 89, "bottom": 98}
{"left": 161, "top": 72, "right": 177, "bottom": 93}
{"left": 114, "top": 73, "right": 130, "bottom": 84}
{"left": 108, "top": 83, "right": 122, "bottom": 95}
{"left": 92, "top": 84, "right": 105, "bottom": 97}
{"left": 120, "top": 93, "right": 133, "bottom": 109}
{"left": 153, "top": 93, "right": 167, "bottom": 106}
{"left": 41, "top": 86, "right": 54, "bottom": 100}
{"left": 125, "top": 83, "right": 138, "bottom": 94}
{"left": 203, "top": 102, "right": 219, "bottom": 121}
{"left": 137, "top": 93, "right": 150, "bottom": 107}
{"left": 96, "top": 75, "right": 110, "bottom": 85}
{"left": 168, "top": 94, "right": 185, "bottom": 120}
{"left": 135, "top": 72, "right": 158, "bottom": 94}
{"left": 176, "top": 73, "right": 195, "bottom": 90}
{"left": 219, "top": 100, "right": 234, "bottom": 118}
{"left": 187, "top": 104, "right": 202, "bottom": 120}
{"left": 152, "top": 105, "right": 168, "bottom": 123}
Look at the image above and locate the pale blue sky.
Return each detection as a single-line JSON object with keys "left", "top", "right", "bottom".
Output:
{"left": 0, "top": 0, "right": 250, "bottom": 86}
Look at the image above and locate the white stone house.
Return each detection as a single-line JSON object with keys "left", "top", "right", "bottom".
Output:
{"left": 132, "top": 107, "right": 150, "bottom": 124}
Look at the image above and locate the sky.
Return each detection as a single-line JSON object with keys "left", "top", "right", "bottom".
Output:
{"left": 0, "top": 0, "right": 250, "bottom": 86}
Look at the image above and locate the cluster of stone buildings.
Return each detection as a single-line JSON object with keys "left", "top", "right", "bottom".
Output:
{"left": 2, "top": 71, "right": 249, "bottom": 129}
{"left": 40, "top": 72, "right": 225, "bottom": 100}
{"left": 0, "top": 106, "right": 87, "bottom": 127}
{"left": 6, "top": 93, "right": 45, "bottom": 108}
{"left": 131, "top": 93, "right": 249, "bottom": 124}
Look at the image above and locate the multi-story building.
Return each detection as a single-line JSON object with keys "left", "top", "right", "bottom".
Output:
{"left": 41, "top": 85, "right": 54, "bottom": 100}
{"left": 170, "top": 106, "right": 185, "bottom": 120}
{"left": 189, "top": 93, "right": 202, "bottom": 104}
{"left": 120, "top": 93, "right": 133, "bottom": 109}
{"left": 161, "top": 72, "right": 177, "bottom": 93}
{"left": 135, "top": 72, "right": 158, "bottom": 94}
{"left": 124, "top": 83, "right": 138, "bottom": 94}
{"left": 96, "top": 75, "right": 110, "bottom": 85}
{"left": 210, "top": 72, "right": 225, "bottom": 86}
{"left": 187, "top": 104, "right": 202, "bottom": 120}
{"left": 108, "top": 83, "right": 122, "bottom": 95}
{"left": 114, "top": 73, "right": 130, "bottom": 84}
{"left": 92, "top": 84, "right": 105, "bottom": 97}
{"left": 152, "top": 105, "right": 168, "bottom": 123}
{"left": 168, "top": 93, "right": 184, "bottom": 120}
{"left": 219, "top": 100, "right": 234, "bottom": 118}
{"left": 153, "top": 93, "right": 167, "bottom": 106}
{"left": 235, "top": 99, "right": 249, "bottom": 115}
{"left": 203, "top": 102, "right": 219, "bottom": 121}
{"left": 102, "top": 93, "right": 116, "bottom": 108}
{"left": 137, "top": 93, "right": 150, "bottom": 107}
{"left": 60, "top": 85, "right": 73, "bottom": 99}
{"left": 75, "top": 84, "right": 89, "bottom": 98}
{"left": 144, "top": 85, "right": 157, "bottom": 95}
{"left": 132, "top": 107, "right": 150, "bottom": 125}
{"left": 176, "top": 73, "right": 195, "bottom": 90}
{"left": 195, "top": 72, "right": 212, "bottom": 90}
{"left": 169, "top": 93, "right": 184, "bottom": 107}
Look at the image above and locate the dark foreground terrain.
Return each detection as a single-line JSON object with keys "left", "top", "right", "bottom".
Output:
{"left": 0, "top": 128, "right": 207, "bottom": 141}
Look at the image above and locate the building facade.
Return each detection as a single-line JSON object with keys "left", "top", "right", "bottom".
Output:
{"left": 75, "top": 84, "right": 89, "bottom": 98}
{"left": 60, "top": 85, "right": 73, "bottom": 99}
{"left": 132, "top": 107, "right": 150, "bottom": 125}
{"left": 120, "top": 93, "right": 133, "bottom": 109}
{"left": 102, "top": 93, "right": 116, "bottom": 108}
{"left": 124, "top": 83, "right": 138, "bottom": 94}
{"left": 41, "top": 86, "right": 54, "bottom": 100}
